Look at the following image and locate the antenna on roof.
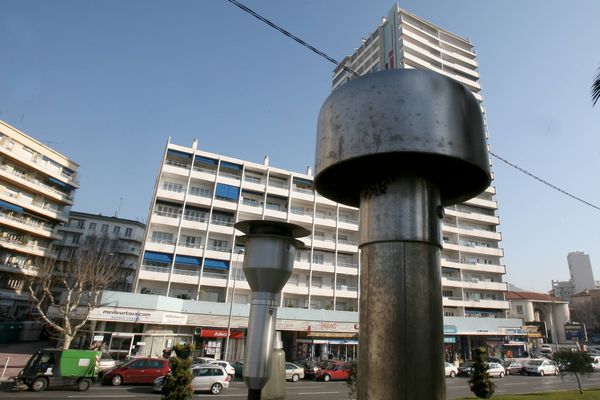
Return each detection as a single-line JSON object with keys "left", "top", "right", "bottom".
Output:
{"left": 115, "top": 197, "right": 123, "bottom": 217}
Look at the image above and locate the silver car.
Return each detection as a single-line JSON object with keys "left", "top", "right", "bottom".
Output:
{"left": 153, "top": 365, "right": 230, "bottom": 395}
{"left": 524, "top": 359, "right": 559, "bottom": 376}
{"left": 285, "top": 362, "right": 305, "bottom": 382}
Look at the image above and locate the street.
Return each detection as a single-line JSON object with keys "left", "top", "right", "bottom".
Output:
{"left": 2, "top": 374, "right": 600, "bottom": 399}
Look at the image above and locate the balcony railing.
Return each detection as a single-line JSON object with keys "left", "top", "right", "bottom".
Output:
{"left": 337, "top": 261, "right": 358, "bottom": 269}
{"left": 148, "top": 238, "right": 175, "bottom": 245}
{"left": 244, "top": 176, "right": 264, "bottom": 185}
{"left": 179, "top": 242, "right": 203, "bottom": 249}
{"left": 0, "top": 236, "right": 49, "bottom": 253}
{"left": 183, "top": 214, "right": 207, "bottom": 223}
{"left": 268, "top": 180, "right": 288, "bottom": 189}
{"left": 336, "top": 285, "right": 358, "bottom": 292}
{"left": 193, "top": 166, "right": 217, "bottom": 175}
{"left": 218, "top": 171, "right": 241, "bottom": 180}
{"left": 292, "top": 186, "right": 314, "bottom": 195}
{"left": 0, "top": 164, "right": 73, "bottom": 201}
{"left": 206, "top": 245, "right": 231, "bottom": 253}
{"left": 165, "top": 160, "right": 191, "bottom": 170}
{"left": 210, "top": 219, "right": 234, "bottom": 227}
{"left": 0, "top": 213, "right": 55, "bottom": 233}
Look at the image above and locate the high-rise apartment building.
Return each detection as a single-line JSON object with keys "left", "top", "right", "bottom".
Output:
{"left": 332, "top": 4, "right": 508, "bottom": 320}
{"left": 55, "top": 211, "right": 146, "bottom": 292}
{"left": 134, "top": 140, "right": 360, "bottom": 313}
{"left": 0, "top": 120, "right": 79, "bottom": 319}
{"left": 551, "top": 251, "right": 596, "bottom": 301}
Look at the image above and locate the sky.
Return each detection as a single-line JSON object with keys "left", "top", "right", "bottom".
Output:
{"left": 1, "top": 0, "right": 600, "bottom": 293}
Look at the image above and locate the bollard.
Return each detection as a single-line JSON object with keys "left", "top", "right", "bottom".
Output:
{"left": 235, "top": 220, "right": 309, "bottom": 400}
{"left": 314, "top": 69, "right": 490, "bottom": 400}
{"left": 261, "top": 331, "right": 287, "bottom": 400}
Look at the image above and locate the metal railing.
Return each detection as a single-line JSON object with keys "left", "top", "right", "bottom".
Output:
{"left": 0, "top": 213, "right": 54, "bottom": 233}
{"left": 0, "top": 165, "right": 73, "bottom": 200}
{"left": 218, "top": 171, "right": 241, "bottom": 180}
{"left": 193, "top": 166, "right": 217, "bottom": 175}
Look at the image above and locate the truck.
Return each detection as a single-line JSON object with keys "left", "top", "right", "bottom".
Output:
{"left": 13, "top": 349, "right": 102, "bottom": 392}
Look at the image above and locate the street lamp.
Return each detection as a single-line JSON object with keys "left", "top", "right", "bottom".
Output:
{"left": 224, "top": 248, "right": 244, "bottom": 361}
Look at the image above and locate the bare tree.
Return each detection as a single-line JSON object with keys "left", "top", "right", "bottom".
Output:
{"left": 27, "top": 247, "right": 120, "bottom": 350}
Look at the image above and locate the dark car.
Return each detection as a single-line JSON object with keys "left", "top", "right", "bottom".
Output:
{"left": 458, "top": 361, "right": 474, "bottom": 376}
{"left": 505, "top": 362, "right": 526, "bottom": 375}
{"left": 295, "top": 360, "right": 322, "bottom": 379}
{"left": 102, "top": 358, "right": 170, "bottom": 386}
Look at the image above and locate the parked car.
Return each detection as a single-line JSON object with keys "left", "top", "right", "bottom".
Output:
{"left": 295, "top": 360, "right": 322, "bottom": 379}
{"left": 458, "top": 361, "right": 474, "bottom": 377}
{"left": 524, "top": 359, "right": 559, "bottom": 376}
{"left": 153, "top": 365, "right": 230, "bottom": 395}
{"left": 102, "top": 358, "right": 170, "bottom": 386}
{"left": 285, "top": 362, "right": 305, "bottom": 382}
{"left": 590, "top": 356, "right": 600, "bottom": 372}
{"left": 97, "top": 353, "right": 118, "bottom": 372}
{"left": 444, "top": 362, "right": 458, "bottom": 378}
{"left": 193, "top": 357, "right": 216, "bottom": 365}
{"left": 505, "top": 362, "right": 526, "bottom": 375}
{"left": 315, "top": 361, "right": 352, "bottom": 382}
{"left": 231, "top": 361, "right": 244, "bottom": 376}
{"left": 486, "top": 362, "right": 506, "bottom": 378}
{"left": 207, "top": 361, "right": 235, "bottom": 378}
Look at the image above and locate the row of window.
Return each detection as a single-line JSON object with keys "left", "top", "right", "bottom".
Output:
{"left": 71, "top": 219, "right": 134, "bottom": 238}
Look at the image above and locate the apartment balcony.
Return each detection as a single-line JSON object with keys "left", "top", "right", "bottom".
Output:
{"left": 311, "top": 263, "right": 335, "bottom": 274}
{"left": 312, "top": 237, "right": 336, "bottom": 251}
{"left": 264, "top": 207, "right": 287, "bottom": 221}
{"left": 0, "top": 193, "right": 67, "bottom": 222}
{"left": 463, "top": 298, "right": 510, "bottom": 310}
{"left": 145, "top": 240, "right": 175, "bottom": 254}
{"left": 336, "top": 263, "right": 359, "bottom": 276}
{"left": 283, "top": 282, "right": 309, "bottom": 296}
{"left": 400, "top": 25, "right": 476, "bottom": 65}
{"left": 209, "top": 220, "right": 235, "bottom": 235}
{"left": 203, "top": 246, "right": 232, "bottom": 260}
{"left": 289, "top": 210, "right": 313, "bottom": 225}
{"left": 293, "top": 260, "right": 310, "bottom": 271}
{"left": 464, "top": 197, "right": 498, "bottom": 210}
{"left": 290, "top": 187, "right": 314, "bottom": 202}
{"left": 443, "top": 224, "right": 502, "bottom": 241}
{"left": 445, "top": 208, "right": 499, "bottom": 225}
{"left": 337, "top": 239, "right": 359, "bottom": 253}
{"left": 189, "top": 166, "right": 216, "bottom": 182}
{"left": 335, "top": 284, "right": 359, "bottom": 298}
{"left": 163, "top": 161, "right": 190, "bottom": 178}
{"left": 181, "top": 217, "right": 208, "bottom": 231}
{"left": 442, "top": 277, "right": 508, "bottom": 291}
{"left": 403, "top": 52, "right": 481, "bottom": 92}
{"left": 212, "top": 198, "right": 237, "bottom": 212}
{"left": 266, "top": 182, "right": 290, "bottom": 198}
{"left": 241, "top": 177, "right": 266, "bottom": 193}
{"left": 0, "top": 237, "right": 51, "bottom": 257}
{"left": 216, "top": 172, "right": 242, "bottom": 188}
{"left": 454, "top": 243, "right": 504, "bottom": 257}
{"left": 157, "top": 188, "right": 185, "bottom": 203}
{"left": 200, "top": 270, "right": 228, "bottom": 288}
{"left": 314, "top": 214, "right": 336, "bottom": 228}
{"left": 186, "top": 193, "right": 212, "bottom": 208}
{"left": 0, "top": 142, "right": 79, "bottom": 188}
{"left": 441, "top": 258, "right": 506, "bottom": 274}
{"left": 0, "top": 213, "right": 59, "bottom": 239}
{"left": 239, "top": 202, "right": 264, "bottom": 215}
{"left": 0, "top": 262, "right": 39, "bottom": 277}
{"left": 310, "top": 286, "right": 334, "bottom": 297}
{"left": 0, "top": 165, "right": 74, "bottom": 205}
{"left": 139, "top": 265, "right": 200, "bottom": 285}
{"left": 151, "top": 213, "right": 180, "bottom": 227}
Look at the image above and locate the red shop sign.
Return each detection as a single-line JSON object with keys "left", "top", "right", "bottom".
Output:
{"left": 200, "top": 329, "right": 244, "bottom": 339}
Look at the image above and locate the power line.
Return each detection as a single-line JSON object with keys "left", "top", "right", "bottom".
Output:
{"left": 227, "top": 0, "right": 600, "bottom": 213}
{"left": 226, "top": 0, "right": 358, "bottom": 77}
{"left": 490, "top": 151, "right": 600, "bottom": 212}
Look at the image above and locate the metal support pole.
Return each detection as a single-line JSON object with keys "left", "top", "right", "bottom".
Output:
{"left": 358, "top": 175, "right": 444, "bottom": 399}
{"left": 224, "top": 249, "right": 243, "bottom": 361}
{"left": 1, "top": 357, "right": 9, "bottom": 379}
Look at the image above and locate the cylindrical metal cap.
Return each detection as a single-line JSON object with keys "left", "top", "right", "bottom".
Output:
{"left": 314, "top": 69, "right": 491, "bottom": 207}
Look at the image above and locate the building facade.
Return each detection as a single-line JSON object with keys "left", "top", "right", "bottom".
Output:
{"left": 551, "top": 252, "right": 596, "bottom": 301}
{"left": 505, "top": 291, "right": 570, "bottom": 346}
{"left": 0, "top": 120, "right": 79, "bottom": 319}
{"left": 332, "top": 4, "right": 508, "bottom": 320}
{"left": 55, "top": 211, "right": 146, "bottom": 292}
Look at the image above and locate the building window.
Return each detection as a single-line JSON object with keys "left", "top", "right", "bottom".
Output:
{"left": 101, "top": 224, "right": 109, "bottom": 233}
{"left": 113, "top": 226, "right": 120, "bottom": 235}
{"left": 151, "top": 231, "right": 173, "bottom": 244}
{"left": 442, "top": 290, "right": 453, "bottom": 298}
{"left": 190, "top": 186, "right": 210, "bottom": 197}
{"left": 312, "top": 253, "right": 324, "bottom": 264}
{"left": 77, "top": 220, "right": 85, "bottom": 229}
{"left": 311, "top": 275, "right": 323, "bottom": 288}
{"left": 89, "top": 222, "right": 96, "bottom": 231}
{"left": 124, "top": 228, "right": 132, "bottom": 238}
{"left": 162, "top": 181, "right": 183, "bottom": 193}
{"left": 516, "top": 305, "right": 524, "bottom": 314}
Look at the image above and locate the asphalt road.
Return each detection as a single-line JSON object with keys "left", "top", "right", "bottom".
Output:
{"left": 2, "top": 374, "right": 600, "bottom": 399}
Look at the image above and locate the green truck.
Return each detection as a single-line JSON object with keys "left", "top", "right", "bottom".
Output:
{"left": 13, "top": 349, "right": 101, "bottom": 392}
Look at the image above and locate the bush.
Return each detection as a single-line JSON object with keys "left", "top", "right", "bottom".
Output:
{"left": 469, "top": 347, "right": 495, "bottom": 398}
{"left": 161, "top": 343, "right": 194, "bottom": 400}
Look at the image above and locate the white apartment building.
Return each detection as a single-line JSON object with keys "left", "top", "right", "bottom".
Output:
{"left": 551, "top": 251, "right": 596, "bottom": 301}
{"left": 134, "top": 140, "right": 360, "bottom": 313}
{"left": 55, "top": 211, "right": 146, "bottom": 292}
{"left": 0, "top": 120, "right": 79, "bottom": 319}
{"left": 332, "top": 4, "right": 508, "bottom": 321}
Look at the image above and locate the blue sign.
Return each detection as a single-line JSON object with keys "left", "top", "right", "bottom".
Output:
{"left": 444, "top": 325, "right": 458, "bottom": 334}
{"left": 565, "top": 323, "right": 587, "bottom": 342}
{"left": 444, "top": 337, "right": 457, "bottom": 344}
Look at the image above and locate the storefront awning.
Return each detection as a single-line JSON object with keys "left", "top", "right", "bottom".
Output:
{"left": 143, "top": 251, "right": 173, "bottom": 263}
{"left": 175, "top": 255, "right": 200, "bottom": 266}
{"left": 0, "top": 199, "right": 24, "bottom": 214}
{"left": 204, "top": 259, "right": 229, "bottom": 270}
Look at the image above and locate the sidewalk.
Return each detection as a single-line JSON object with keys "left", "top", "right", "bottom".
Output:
{"left": 0, "top": 340, "right": 51, "bottom": 381}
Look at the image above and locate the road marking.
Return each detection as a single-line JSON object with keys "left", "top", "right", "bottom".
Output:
{"left": 297, "top": 391, "right": 341, "bottom": 395}
{"left": 68, "top": 396, "right": 137, "bottom": 398}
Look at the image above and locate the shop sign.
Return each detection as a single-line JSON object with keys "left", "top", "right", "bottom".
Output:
{"left": 444, "top": 337, "right": 456, "bottom": 344}
{"left": 93, "top": 335, "right": 104, "bottom": 341}
{"left": 91, "top": 308, "right": 163, "bottom": 323}
{"left": 276, "top": 319, "right": 358, "bottom": 332}
{"left": 564, "top": 323, "right": 587, "bottom": 342}
{"left": 507, "top": 341, "right": 525, "bottom": 345}
{"left": 200, "top": 329, "right": 244, "bottom": 339}
{"left": 162, "top": 312, "right": 187, "bottom": 324}
{"left": 443, "top": 325, "right": 457, "bottom": 334}
{"left": 502, "top": 328, "right": 527, "bottom": 335}
{"left": 307, "top": 331, "right": 357, "bottom": 338}
{"left": 524, "top": 321, "right": 547, "bottom": 338}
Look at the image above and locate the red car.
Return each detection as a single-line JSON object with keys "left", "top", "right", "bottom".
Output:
{"left": 102, "top": 358, "right": 170, "bottom": 386}
{"left": 314, "top": 361, "right": 352, "bottom": 382}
